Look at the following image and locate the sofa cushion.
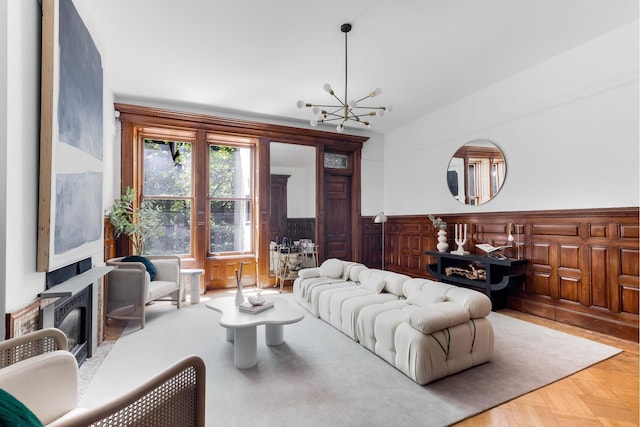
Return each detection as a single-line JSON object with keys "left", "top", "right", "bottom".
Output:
{"left": 445, "top": 287, "right": 492, "bottom": 318}
{"left": 0, "top": 389, "right": 43, "bottom": 427}
{"left": 361, "top": 277, "right": 385, "bottom": 293}
{"left": 319, "top": 258, "right": 344, "bottom": 279}
{"left": 122, "top": 255, "right": 156, "bottom": 281}
{"left": 406, "top": 291, "right": 447, "bottom": 307}
{"left": 298, "top": 268, "right": 320, "bottom": 279}
{"left": 408, "top": 302, "right": 471, "bottom": 334}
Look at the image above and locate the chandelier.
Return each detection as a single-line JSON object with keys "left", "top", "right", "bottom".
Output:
{"left": 297, "top": 23, "right": 391, "bottom": 132}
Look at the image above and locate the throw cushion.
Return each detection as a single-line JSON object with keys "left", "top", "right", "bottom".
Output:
{"left": 407, "top": 291, "right": 447, "bottom": 307}
{"left": 122, "top": 256, "right": 156, "bottom": 281}
{"left": 298, "top": 268, "right": 319, "bottom": 279}
{"left": 361, "top": 277, "right": 385, "bottom": 293}
{"left": 319, "top": 258, "right": 343, "bottom": 279}
{"left": 0, "top": 389, "right": 43, "bottom": 427}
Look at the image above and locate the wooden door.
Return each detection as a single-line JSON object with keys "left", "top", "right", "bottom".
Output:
{"left": 324, "top": 175, "right": 351, "bottom": 260}
{"left": 270, "top": 175, "right": 289, "bottom": 242}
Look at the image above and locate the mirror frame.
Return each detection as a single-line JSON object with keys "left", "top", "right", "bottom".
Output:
{"left": 447, "top": 140, "right": 506, "bottom": 205}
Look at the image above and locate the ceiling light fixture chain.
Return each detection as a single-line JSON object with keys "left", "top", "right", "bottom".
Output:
{"left": 297, "top": 23, "right": 392, "bottom": 132}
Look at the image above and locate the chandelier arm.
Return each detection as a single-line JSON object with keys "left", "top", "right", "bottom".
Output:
{"left": 349, "top": 112, "right": 378, "bottom": 119}
{"left": 330, "top": 92, "right": 347, "bottom": 108}
{"left": 306, "top": 103, "right": 344, "bottom": 109}
{"left": 351, "top": 106, "right": 387, "bottom": 110}
{"left": 319, "top": 116, "right": 346, "bottom": 123}
{"left": 323, "top": 111, "right": 346, "bottom": 119}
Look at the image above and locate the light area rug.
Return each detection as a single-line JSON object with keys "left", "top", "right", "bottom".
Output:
{"left": 79, "top": 294, "right": 621, "bottom": 427}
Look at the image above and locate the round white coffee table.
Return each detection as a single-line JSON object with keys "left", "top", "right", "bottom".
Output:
{"left": 206, "top": 296, "right": 304, "bottom": 368}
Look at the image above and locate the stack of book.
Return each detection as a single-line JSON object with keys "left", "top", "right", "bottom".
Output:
{"left": 239, "top": 300, "right": 274, "bottom": 314}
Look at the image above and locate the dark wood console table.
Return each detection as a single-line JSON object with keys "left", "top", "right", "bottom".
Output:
{"left": 425, "top": 251, "right": 527, "bottom": 309}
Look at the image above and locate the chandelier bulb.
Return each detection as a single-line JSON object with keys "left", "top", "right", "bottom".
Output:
{"left": 377, "top": 110, "right": 384, "bottom": 117}
{"left": 297, "top": 100, "right": 305, "bottom": 109}
{"left": 323, "top": 83, "right": 333, "bottom": 95}
{"left": 386, "top": 105, "right": 393, "bottom": 112}
{"left": 348, "top": 99, "right": 358, "bottom": 108}
{"left": 369, "top": 88, "right": 383, "bottom": 98}
{"left": 310, "top": 118, "right": 318, "bottom": 127}
{"left": 336, "top": 123, "right": 344, "bottom": 133}
{"left": 312, "top": 106, "right": 320, "bottom": 115}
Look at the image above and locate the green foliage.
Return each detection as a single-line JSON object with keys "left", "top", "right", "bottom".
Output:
{"left": 108, "top": 187, "right": 163, "bottom": 255}
{"left": 428, "top": 214, "right": 447, "bottom": 230}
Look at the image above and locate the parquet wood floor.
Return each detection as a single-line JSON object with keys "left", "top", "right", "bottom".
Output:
{"left": 104, "top": 287, "right": 639, "bottom": 426}
{"left": 455, "top": 309, "right": 639, "bottom": 427}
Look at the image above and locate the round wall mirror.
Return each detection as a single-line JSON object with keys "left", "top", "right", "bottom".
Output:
{"left": 447, "top": 140, "right": 506, "bottom": 205}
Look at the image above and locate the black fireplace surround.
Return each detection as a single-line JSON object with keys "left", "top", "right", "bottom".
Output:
{"left": 41, "top": 258, "right": 93, "bottom": 366}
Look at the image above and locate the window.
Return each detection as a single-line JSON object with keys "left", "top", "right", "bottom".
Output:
{"left": 142, "top": 139, "right": 193, "bottom": 255}
{"left": 209, "top": 143, "right": 253, "bottom": 254}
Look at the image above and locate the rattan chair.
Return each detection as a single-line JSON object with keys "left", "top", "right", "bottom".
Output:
{"left": 0, "top": 328, "right": 206, "bottom": 427}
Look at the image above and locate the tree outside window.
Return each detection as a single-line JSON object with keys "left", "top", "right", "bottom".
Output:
{"left": 142, "top": 139, "right": 193, "bottom": 255}
{"left": 209, "top": 145, "right": 253, "bottom": 254}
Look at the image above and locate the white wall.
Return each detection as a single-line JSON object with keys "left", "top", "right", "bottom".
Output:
{"left": 0, "top": 0, "right": 8, "bottom": 335}
{"left": 379, "top": 21, "right": 639, "bottom": 215}
{"left": 3, "top": 0, "right": 46, "bottom": 313}
{"left": 270, "top": 165, "right": 315, "bottom": 218}
{"left": 361, "top": 132, "right": 385, "bottom": 216}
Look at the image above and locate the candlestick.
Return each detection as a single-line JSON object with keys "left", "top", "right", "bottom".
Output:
{"left": 451, "top": 223, "right": 469, "bottom": 255}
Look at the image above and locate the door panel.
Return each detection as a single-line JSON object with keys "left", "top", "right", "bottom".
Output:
{"left": 324, "top": 175, "right": 351, "bottom": 260}
{"left": 270, "top": 175, "right": 289, "bottom": 242}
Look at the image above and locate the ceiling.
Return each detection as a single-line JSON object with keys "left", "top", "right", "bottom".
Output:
{"left": 75, "top": 0, "right": 637, "bottom": 134}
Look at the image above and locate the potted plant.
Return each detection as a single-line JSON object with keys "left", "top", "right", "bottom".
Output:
{"left": 107, "top": 187, "right": 162, "bottom": 255}
{"left": 428, "top": 214, "right": 449, "bottom": 252}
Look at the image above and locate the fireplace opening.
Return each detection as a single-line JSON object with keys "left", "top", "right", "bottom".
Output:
{"left": 54, "top": 286, "right": 91, "bottom": 366}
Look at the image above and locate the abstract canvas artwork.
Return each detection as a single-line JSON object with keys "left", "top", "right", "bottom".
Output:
{"left": 38, "top": 0, "right": 104, "bottom": 272}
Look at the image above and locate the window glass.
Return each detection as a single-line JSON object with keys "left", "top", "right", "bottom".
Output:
{"left": 144, "top": 140, "right": 192, "bottom": 196}
{"left": 210, "top": 200, "right": 252, "bottom": 253}
{"left": 143, "top": 199, "right": 191, "bottom": 255}
{"left": 209, "top": 144, "right": 253, "bottom": 254}
{"left": 210, "top": 146, "right": 251, "bottom": 198}
{"left": 143, "top": 139, "right": 193, "bottom": 255}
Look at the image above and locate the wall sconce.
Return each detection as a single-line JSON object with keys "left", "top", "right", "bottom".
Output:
{"left": 373, "top": 212, "right": 388, "bottom": 269}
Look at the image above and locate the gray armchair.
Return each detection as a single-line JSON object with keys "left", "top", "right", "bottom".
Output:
{"left": 106, "top": 255, "right": 182, "bottom": 329}
{"left": 0, "top": 328, "right": 206, "bottom": 427}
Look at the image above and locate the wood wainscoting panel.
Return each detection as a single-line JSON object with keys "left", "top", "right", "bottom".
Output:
{"left": 368, "top": 208, "right": 639, "bottom": 341}
{"left": 205, "top": 256, "right": 257, "bottom": 290}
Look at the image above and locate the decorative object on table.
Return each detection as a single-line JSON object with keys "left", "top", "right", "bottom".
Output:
{"left": 429, "top": 215, "right": 448, "bottom": 252}
{"left": 248, "top": 283, "right": 265, "bottom": 306}
{"left": 445, "top": 263, "right": 486, "bottom": 281}
{"left": 238, "top": 300, "right": 274, "bottom": 314}
{"left": 107, "top": 186, "right": 162, "bottom": 255}
{"left": 234, "top": 262, "right": 245, "bottom": 306}
{"left": 476, "top": 243, "right": 509, "bottom": 260}
{"left": 297, "top": 23, "right": 391, "bottom": 133}
{"left": 514, "top": 223, "right": 524, "bottom": 260}
{"left": 451, "top": 223, "right": 469, "bottom": 255}
{"left": 373, "top": 212, "right": 388, "bottom": 269}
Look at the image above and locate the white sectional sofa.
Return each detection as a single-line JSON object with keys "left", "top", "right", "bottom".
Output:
{"left": 293, "top": 258, "right": 494, "bottom": 385}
